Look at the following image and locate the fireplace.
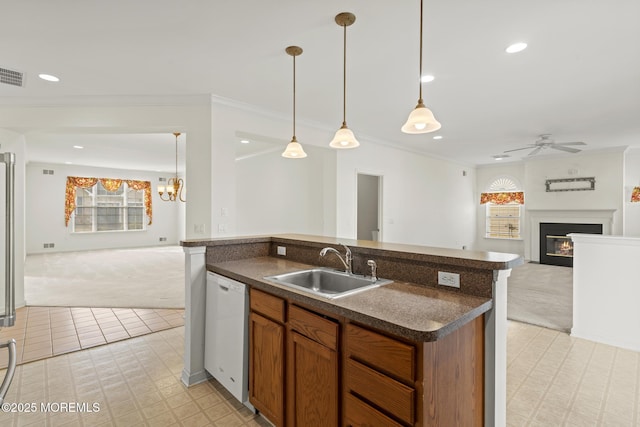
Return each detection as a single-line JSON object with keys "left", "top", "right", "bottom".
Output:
{"left": 539, "top": 222, "right": 603, "bottom": 266}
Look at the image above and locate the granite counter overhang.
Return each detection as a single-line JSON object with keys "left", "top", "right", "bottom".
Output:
{"left": 184, "top": 233, "right": 523, "bottom": 271}
{"left": 207, "top": 256, "right": 493, "bottom": 343}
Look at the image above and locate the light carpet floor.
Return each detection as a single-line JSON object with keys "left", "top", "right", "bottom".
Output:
{"left": 24, "top": 246, "right": 185, "bottom": 309}
{"left": 507, "top": 261, "right": 573, "bottom": 332}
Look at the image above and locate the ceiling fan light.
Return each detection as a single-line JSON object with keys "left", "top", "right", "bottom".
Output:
{"left": 282, "top": 138, "right": 307, "bottom": 158}
{"left": 401, "top": 102, "right": 441, "bottom": 134}
{"left": 329, "top": 124, "right": 360, "bottom": 149}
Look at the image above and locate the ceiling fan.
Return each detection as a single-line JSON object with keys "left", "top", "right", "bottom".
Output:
{"left": 504, "top": 134, "right": 586, "bottom": 156}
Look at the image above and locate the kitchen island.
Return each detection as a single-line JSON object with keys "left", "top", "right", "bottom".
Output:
{"left": 181, "top": 234, "right": 522, "bottom": 426}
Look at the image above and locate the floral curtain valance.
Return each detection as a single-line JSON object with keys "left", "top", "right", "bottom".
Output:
{"left": 480, "top": 191, "right": 525, "bottom": 205}
{"left": 65, "top": 176, "right": 153, "bottom": 226}
{"left": 632, "top": 187, "right": 640, "bottom": 203}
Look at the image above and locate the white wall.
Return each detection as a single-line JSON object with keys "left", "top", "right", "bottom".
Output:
{"left": 476, "top": 148, "right": 631, "bottom": 257}
{"left": 235, "top": 144, "right": 335, "bottom": 236}
{"left": 336, "top": 143, "right": 477, "bottom": 249}
{"left": 524, "top": 148, "right": 625, "bottom": 235}
{"left": 571, "top": 234, "right": 640, "bottom": 351}
{"left": 624, "top": 147, "right": 640, "bottom": 236}
{"left": 210, "top": 99, "right": 337, "bottom": 238}
{"left": 211, "top": 99, "right": 477, "bottom": 248}
{"left": 26, "top": 162, "right": 182, "bottom": 254}
{"left": 0, "top": 99, "right": 213, "bottom": 241}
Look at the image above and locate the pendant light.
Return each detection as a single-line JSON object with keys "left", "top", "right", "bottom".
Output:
{"left": 158, "top": 132, "right": 186, "bottom": 202}
{"left": 401, "top": 0, "right": 441, "bottom": 134}
{"left": 282, "top": 46, "right": 307, "bottom": 158}
{"left": 329, "top": 12, "right": 359, "bottom": 149}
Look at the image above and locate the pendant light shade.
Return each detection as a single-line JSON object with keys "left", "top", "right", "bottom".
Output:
{"left": 282, "top": 137, "right": 307, "bottom": 158}
{"left": 330, "top": 12, "right": 359, "bottom": 150}
{"left": 402, "top": 0, "right": 441, "bottom": 134}
{"left": 401, "top": 100, "right": 441, "bottom": 134}
{"left": 330, "top": 124, "right": 359, "bottom": 149}
{"left": 282, "top": 46, "right": 307, "bottom": 159}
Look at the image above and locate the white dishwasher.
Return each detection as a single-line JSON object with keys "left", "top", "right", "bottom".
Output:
{"left": 205, "top": 272, "right": 252, "bottom": 410}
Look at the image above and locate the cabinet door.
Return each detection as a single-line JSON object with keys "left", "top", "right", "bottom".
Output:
{"left": 288, "top": 331, "right": 338, "bottom": 426}
{"left": 249, "top": 312, "right": 285, "bottom": 426}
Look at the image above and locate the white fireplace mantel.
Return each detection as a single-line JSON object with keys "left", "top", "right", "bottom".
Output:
{"left": 525, "top": 209, "right": 616, "bottom": 262}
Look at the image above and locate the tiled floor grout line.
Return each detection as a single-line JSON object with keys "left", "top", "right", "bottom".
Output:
{"left": 0, "top": 306, "right": 185, "bottom": 369}
{"left": 559, "top": 339, "right": 593, "bottom": 426}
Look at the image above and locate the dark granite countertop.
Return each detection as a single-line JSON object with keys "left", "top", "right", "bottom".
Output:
{"left": 207, "top": 256, "right": 492, "bottom": 342}
{"left": 184, "top": 233, "right": 522, "bottom": 270}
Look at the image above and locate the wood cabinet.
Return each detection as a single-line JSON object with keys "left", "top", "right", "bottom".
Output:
{"left": 249, "top": 290, "right": 340, "bottom": 427}
{"left": 249, "top": 289, "right": 286, "bottom": 426}
{"left": 249, "top": 287, "right": 484, "bottom": 427}
{"left": 344, "top": 323, "right": 417, "bottom": 426}
{"left": 344, "top": 317, "right": 485, "bottom": 426}
{"left": 287, "top": 305, "right": 339, "bottom": 426}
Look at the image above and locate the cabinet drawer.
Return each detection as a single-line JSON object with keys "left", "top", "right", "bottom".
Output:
{"left": 250, "top": 288, "right": 285, "bottom": 323}
{"left": 345, "top": 323, "right": 415, "bottom": 382}
{"left": 345, "top": 359, "right": 415, "bottom": 425}
{"left": 289, "top": 305, "right": 338, "bottom": 350}
{"left": 344, "top": 393, "right": 403, "bottom": 427}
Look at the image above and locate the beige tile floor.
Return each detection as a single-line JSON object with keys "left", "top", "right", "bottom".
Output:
{"left": 0, "top": 320, "right": 638, "bottom": 426}
{"left": 0, "top": 306, "right": 184, "bottom": 369}
{"left": 507, "top": 321, "right": 640, "bottom": 426}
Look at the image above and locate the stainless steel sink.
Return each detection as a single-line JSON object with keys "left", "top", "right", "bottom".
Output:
{"left": 264, "top": 268, "right": 392, "bottom": 299}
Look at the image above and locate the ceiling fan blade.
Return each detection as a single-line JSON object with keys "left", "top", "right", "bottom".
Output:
{"left": 556, "top": 141, "right": 586, "bottom": 146}
{"left": 527, "top": 146, "right": 543, "bottom": 156}
{"left": 551, "top": 145, "right": 581, "bottom": 153}
{"left": 504, "top": 146, "right": 535, "bottom": 153}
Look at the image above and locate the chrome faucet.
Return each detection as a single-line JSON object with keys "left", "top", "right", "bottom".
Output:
{"left": 320, "top": 244, "right": 352, "bottom": 275}
{"left": 367, "top": 260, "right": 377, "bottom": 282}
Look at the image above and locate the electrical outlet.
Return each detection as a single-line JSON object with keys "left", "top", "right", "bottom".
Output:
{"left": 277, "top": 246, "right": 286, "bottom": 256}
{"left": 218, "top": 223, "right": 226, "bottom": 233}
{"left": 438, "top": 271, "right": 460, "bottom": 288}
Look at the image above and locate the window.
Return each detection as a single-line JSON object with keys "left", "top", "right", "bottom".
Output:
{"left": 481, "top": 177, "right": 523, "bottom": 240}
{"left": 73, "top": 181, "right": 145, "bottom": 233}
{"left": 486, "top": 204, "right": 521, "bottom": 239}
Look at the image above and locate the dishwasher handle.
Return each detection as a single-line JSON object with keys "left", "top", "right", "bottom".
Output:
{"left": 0, "top": 339, "right": 17, "bottom": 405}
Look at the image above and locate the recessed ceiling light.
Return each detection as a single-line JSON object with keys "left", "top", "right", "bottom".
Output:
{"left": 421, "top": 75, "right": 435, "bottom": 83}
{"left": 240, "top": 139, "right": 250, "bottom": 144}
{"left": 38, "top": 73, "right": 60, "bottom": 82}
{"left": 73, "top": 145, "right": 84, "bottom": 149}
{"left": 433, "top": 135, "right": 443, "bottom": 140}
{"left": 492, "top": 154, "right": 510, "bottom": 160}
{"left": 65, "top": 161, "right": 72, "bottom": 164}
{"left": 505, "top": 42, "right": 527, "bottom": 53}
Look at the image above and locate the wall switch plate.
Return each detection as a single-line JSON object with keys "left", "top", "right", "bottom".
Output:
{"left": 438, "top": 271, "right": 460, "bottom": 288}
{"left": 277, "top": 246, "right": 286, "bottom": 256}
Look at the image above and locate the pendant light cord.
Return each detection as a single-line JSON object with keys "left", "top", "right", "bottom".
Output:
{"left": 293, "top": 53, "right": 297, "bottom": 139}
{"left": 342, "top": 22, "right": 347, "bottom": 126}
{"left": 418, "top": 0, "right": 424, "bottom": 103}
{"left": 174, "top": 133, "right": 178, "bottom": 178}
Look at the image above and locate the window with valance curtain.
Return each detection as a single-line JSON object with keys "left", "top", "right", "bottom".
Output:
{"left": 481, "top": 177, "right": 524, "bottom": 239}
{"left": 65, "top": 176, "right": 153, "bottom": 231}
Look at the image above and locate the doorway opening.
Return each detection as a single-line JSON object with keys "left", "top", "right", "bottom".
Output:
{"left": 356, "top": 173, "right": 382, "bottom": 241}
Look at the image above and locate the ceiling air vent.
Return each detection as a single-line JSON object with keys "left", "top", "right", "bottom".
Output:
{"left": 0, "top": 67, "right": 24, "bottom": 87}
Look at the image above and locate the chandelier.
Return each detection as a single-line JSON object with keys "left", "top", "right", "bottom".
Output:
{"left": 158, "top": 132, "right": 186, "bottom": 202}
